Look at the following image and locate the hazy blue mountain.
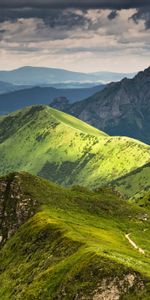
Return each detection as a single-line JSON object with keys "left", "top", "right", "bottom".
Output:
{"left": 0, "top": 66, "right": 136, "bottom": 85}
{"left": 0, "top": 81, "right": 36, "bottom": 95}
{"left": 91, "top": 71, "right": 136, "bottom": 82}
{"left": 0, "top": 84, "right": 105, "bottom": 115}
{"left": 0, "top": 81, "right": 15, "bottom": 94}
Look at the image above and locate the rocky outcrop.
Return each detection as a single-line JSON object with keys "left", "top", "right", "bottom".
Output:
{"left": 90, "top": 274, "right": 144, "bottom": 300}
{"left": 52, "top": 67, "right": 150, "bottom": 144}
{"left": 50, "top": 97, "right": 70, "bottom": 111}
{"left": 0, "top": 173, "right": 37, "bottom": 246}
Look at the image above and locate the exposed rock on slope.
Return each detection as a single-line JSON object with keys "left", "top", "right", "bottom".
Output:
{"left": 53, "top": 66, "right": 150, "bottom": 144}
{"left": 0, "top": 173, "right": 37, "bottom": 246}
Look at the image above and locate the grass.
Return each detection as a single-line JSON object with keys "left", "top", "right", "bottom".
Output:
{"left": 111, "top": 162, "right": 150, "bottom": 199}
{"left": 0, "top": 172, "right": 150, "bottom": 299}
{"left": 0, "top": 105, "right": 150, "bottom": 197}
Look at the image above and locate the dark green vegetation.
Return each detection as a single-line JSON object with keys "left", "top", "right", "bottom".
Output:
{"left": 53, "top": 66, "right": 150, "bottom": 144}
{"left": 0, "top": 105, "right": 150, "bottom": 197}
{"left": 0, "top": 172, "right": 150, "bottom": 299}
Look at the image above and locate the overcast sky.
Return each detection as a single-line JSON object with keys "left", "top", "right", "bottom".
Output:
{"left": 0, "top": 0, "right": 150, "bottom": 72}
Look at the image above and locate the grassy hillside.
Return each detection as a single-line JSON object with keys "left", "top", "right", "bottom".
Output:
{"left": 0, "top": 172, "right": 150, "bottom": 299}
{"left": 0, "top": 105, "right": 150, "bottom": 197}
{"left": 111, "top": 162, "right": 150, "bottom": 199}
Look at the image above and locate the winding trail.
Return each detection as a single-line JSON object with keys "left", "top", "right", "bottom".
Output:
{"left": 125, "top": 233, "right": 145, "bottom": 254}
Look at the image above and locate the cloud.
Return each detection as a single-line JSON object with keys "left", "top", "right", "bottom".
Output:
{"left": 0, "top": 1, "right": 149, "bottom": 33}
{"left": 107, "top": 10, "right": 118, "bottom": 20}
{"left": 131, "top": 8, "right": 150, "bottom": 29}
{"left": 0, "top": 1, "right": 149, "bottom": 9}
{"left": 0, "top": 2, "right": 149, "bottom": 72}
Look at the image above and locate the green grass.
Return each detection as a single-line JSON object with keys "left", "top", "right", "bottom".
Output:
{"left": 0, "top": 105, "right": 150, "bottom": 197}
{"left": 48, "top": 106, "right": 106, "bottom": 137}
{"left": 111, "top": 162, "right": 150, "bottom": 199}
{"left": 0, "top": 172, "right": 150, "bottom": 299}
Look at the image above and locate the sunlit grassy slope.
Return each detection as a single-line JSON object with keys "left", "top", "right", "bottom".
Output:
{"left": 1, "top": 172, "right": 150, "bottom": 299}
{"left": 0, "top": 105, "right": 150, "bottom": 197}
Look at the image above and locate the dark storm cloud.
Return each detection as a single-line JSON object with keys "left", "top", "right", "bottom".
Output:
{"left": 0, "top": 0, "right": 149, "bottom": 9}
{"left": 107, "top": 10, "right": 118, "bottom": 20}
{"left": 0, "top": 8, "right": 92, "bottom": 30}
{"left": 0, "top": 1, "right": 149, "bottom": 33}
{"left": 131, "top": 8, "right": 150, "bottom": 29}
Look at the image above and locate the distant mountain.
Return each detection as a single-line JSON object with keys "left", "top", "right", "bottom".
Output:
{"left": 0, "top": 80, "right": 36, "bottom": 95}
{"left": 56, "top": 66, "right": 150, "bottom": 145}
{"left": 91, "top": 71, "right": 136, "bottom": 82}
{"left": 0, "top": 84, "right": 105, "bottom": 115}
{"left": 0, "top": 105, "right": 150, "bottom": 197}
{"left": 0, "top": 66, "right": 135, "bottom": 85}
{"left": 0, "top": 81, "right": 15, "bottom": 94}
{"left": 1, "top": 172, "right": 150, "bottom": 299}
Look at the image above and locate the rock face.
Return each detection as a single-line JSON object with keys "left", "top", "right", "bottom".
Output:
{"left": 81, "top": 274, "right": 144, "bottom": 300}
{"left": 50, "top": 97, "right": 70, "bottom": 111}
{"left": 52, "top": 67, "right": 150, "bottom": 144}
{"left": 0, "top": 173, "right": 37, "bottom": 246}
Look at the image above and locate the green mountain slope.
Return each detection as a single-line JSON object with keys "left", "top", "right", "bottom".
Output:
{"left": 0, "top": 172, "right": 150, "bottom": 299}
{"left": 111, "top": 162, "right": 150, "bottom": 200}
{"left": 0, "top": 105, "right": 150, "bottom": 197}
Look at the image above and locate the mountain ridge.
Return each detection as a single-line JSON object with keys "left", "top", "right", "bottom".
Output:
{"left": 0, "top": 105, "right": 150, "bottom": 197}
{"left": 0, "top": 84, "right": 105, "bottom": 115}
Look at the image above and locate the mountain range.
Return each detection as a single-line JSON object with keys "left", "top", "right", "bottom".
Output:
{"left": 0, "top": 66, "right": 150, "bottom": 300}
{"left": 0, "top": 105, "right": 150, "bottom": 198}
{"left": 52, "top": 66, "right": 150, "bottom": 145}
{"left": 0, "top": 66, "right": 135, "bottom": 85}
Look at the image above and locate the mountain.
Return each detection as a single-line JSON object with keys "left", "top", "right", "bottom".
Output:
{"left": 0, "top": 66, "right": 135, "bottom": 85}
{"left": 0, "top": 81, "right": 15, "bottom": 94}
{"left": 0, "top": 84, "right": 105, "bottom": 115}
{"left": 0, "top": 105, "right": 150, "bottom": 197}
{"left": 56, "top": 66, "right": 150, "bottom": 145}
{"left": 0, "top": 172, "right": 150, "bottom": 299}
{"left": 91, "top": 70, "right": 136, "bottom": 82}
{"left": 0, "top": 81, "right": 34, "bottom": 95}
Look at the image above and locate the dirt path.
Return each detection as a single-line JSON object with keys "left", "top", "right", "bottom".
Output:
{"left": 125, "top": 233, "right": 145, "bottom": 254}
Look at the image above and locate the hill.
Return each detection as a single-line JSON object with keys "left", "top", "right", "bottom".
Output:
{"left": 0, "top": 85, "right": 105, "bottom": 115}
{"left": 0, "top": 105, "right": 150, "bottom": 197}
{"left": 56, "top": 66, "right": 150, "bottom": 144}
{"left": 0, "top": 172, "right": 150, "bottom": 299}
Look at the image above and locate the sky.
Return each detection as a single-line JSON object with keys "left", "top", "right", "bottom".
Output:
{"left": 0, "top": 0, "right": 150, "bottom": 72}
